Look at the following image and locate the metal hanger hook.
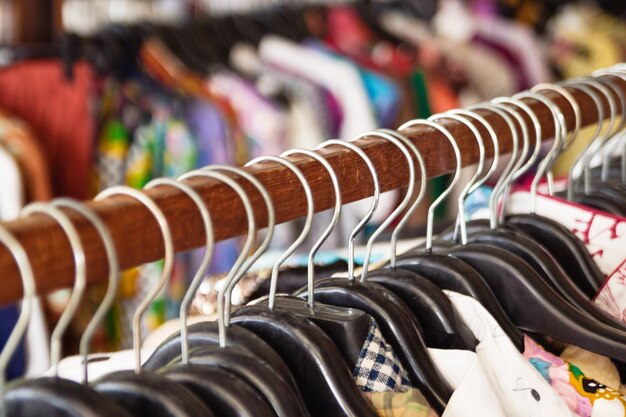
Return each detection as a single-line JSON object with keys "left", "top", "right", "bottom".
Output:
{"left": 377, "top": 129, "right": 427, "bottom": 267}
{"left": 428, "top": 113, "right": 485, "bottom": 245}
{"left": 0, "top": 226, "right": 36, "bottom": 417}
{"left": 144, "top": 178, "right": 214, "bottom": 365}
{"left": 245, "top": 156, "right": 314, "bottom": 310}
{"left": 530, "top": 83, "right": 581, "bottom": 193}
{"left": 316, "top": 139, "right": 380, "bottom": 281}
{"left": 20, "top": 203, "right": 86, "bottom": 378}
{"left": 353, "top": 130, "right": 415, "bottom": 282}
{"left": 398, "top": 119, "right": 461, "bottom": 252}
{"left": 511, "top": 92, "right": 565, "bottom": 213}
{"left": 280, "top": 149, "right": 341, "bottom": 308}
{"left": 469, "top": 103, "right": 519, "bottom": 229}
{"left": 198, "top": 166, "right": 275, "bottom": 329}
{"left": 444, "top": 109, "right": 500, "bottom": 239}
{"left": 95, "top": 186, "right": 173, "bottom": 374}
{"left": 486, "top": 101, "right": 530, "bottom": 225}
{"left": 178, "top": 170, "right": 255, "bottom": 348}
{"left": 51, "top": 198, "right": 119, "bottom": 385}
{"left": 591, "top": 70, "right": 626, "bottom": 183}
{"left": 561, "top": 78, "right": 615, "bottom": 198}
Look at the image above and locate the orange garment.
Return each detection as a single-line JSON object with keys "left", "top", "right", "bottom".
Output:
{"left": 0, "top": 60, "right": 94, "bottom": 199}
{"left": 0, "top": 111, "right": 52, "bottom": 202}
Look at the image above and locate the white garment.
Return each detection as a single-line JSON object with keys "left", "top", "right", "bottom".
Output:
{"left": 429, "top": 348, "right": 508, "bottom": 417}
{"left": 258, "top": 35, "right": 377, "bottom": 140}
{"left": 445, "top": 291, "right": 574, "bottom": 417}
{"left": 0, "top": 144, "right": 23, "bottom": 220}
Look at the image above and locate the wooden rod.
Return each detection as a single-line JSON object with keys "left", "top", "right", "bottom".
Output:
{"left": 0, "top": 74, "right": 624, "bottom": 305}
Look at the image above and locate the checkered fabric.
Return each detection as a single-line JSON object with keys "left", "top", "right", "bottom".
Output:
{"left": 353, "top": 318, "right": 412, "bottom": 393}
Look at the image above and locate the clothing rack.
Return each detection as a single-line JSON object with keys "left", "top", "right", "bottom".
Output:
{"left": 0, "top": 74, "right": 623, "bottom": 306}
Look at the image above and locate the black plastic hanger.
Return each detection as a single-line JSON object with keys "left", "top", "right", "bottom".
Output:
{"left": 446, "top": 243, "right": 626, "bottom": 362}
{"left": 230, "top": 154, "right": 378, "bottom": 417}
{"left": 451, "top": 97, "right": 625, "bottom": 329}
{"left": 247, "top": 150, "right": 373, "bottom": 366}
{"left": 393, "top": 109, "right": 530, "bottom": 352}
{"left": 503, "top": 85, "right": 605, "bottom": 295}
{"left": 163, "top": 365, "right": 276, "bottom": 417}
{"left": 143, "top": 174, "right": 308, "bottom": 417}
{"left": 6, "top": 202, "right": 136, "bottom": 417}
{"left": 145, "top": 169, "right": 298, "bottom": 390}
{"left": 355, "top": 128, "right": 477, "bottom": 351}
{"left": 298, "top": 131, "right": 456, "bottom": 413}
{"left": 432, "top": 86, "right": 626, "bottom": 361}
{"left": 441, "top": 220, "right": 625, "bottom": 328}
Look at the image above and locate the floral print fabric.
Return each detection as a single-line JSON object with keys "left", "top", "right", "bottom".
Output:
{"left": 524, "top": 335, "right": 626, "bottom": 417}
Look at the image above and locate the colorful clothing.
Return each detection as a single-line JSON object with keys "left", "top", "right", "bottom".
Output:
{"left": 445, "top": 290, "right": 573, "bottom": 417}
{"left": 524, "top": 335, "right": 626, "bottom": 416}
{"left": 353, "top": 318, "right": 412, "bottom": 392}
{"left": 354, "top": 319, "right": 437, "bottom": 417}
{"left": 367, "top": 390, "right": 437, "bottom": 417}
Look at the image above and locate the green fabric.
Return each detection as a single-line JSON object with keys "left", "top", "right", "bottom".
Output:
{"left": 410, "top": 70, "right": 449, "bottom": 220}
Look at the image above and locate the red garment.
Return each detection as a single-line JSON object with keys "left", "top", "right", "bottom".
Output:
{"left": 0, "top": 60, "right": 94, "bottom": 199}
{"left": 323, "top": 6, "right": 416, "bottom": 77}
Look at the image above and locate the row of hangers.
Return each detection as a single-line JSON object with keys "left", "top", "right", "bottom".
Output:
{"left": 0, "top": 65, "right": 625, "bottom": 416}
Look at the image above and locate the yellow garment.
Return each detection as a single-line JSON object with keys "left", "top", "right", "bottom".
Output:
{"left": 549, "top": 5, "right": 622, "bottom": 79}
{"left": 553, "top": 124, "right": 599, "bottom": 177}
{"left": 366, "top": 389, "right": 438, "bottom": 417}
{"left": 561, "top": 344, "right": 623, "bottom": 394}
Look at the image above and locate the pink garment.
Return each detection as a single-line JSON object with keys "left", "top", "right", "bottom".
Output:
{"left": 523, "top": 336, "right": 593, "bottom": 416}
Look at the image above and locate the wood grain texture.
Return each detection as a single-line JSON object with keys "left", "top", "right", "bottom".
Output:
{"left": 0, "top": 74, "right": 624, "bottom": 305}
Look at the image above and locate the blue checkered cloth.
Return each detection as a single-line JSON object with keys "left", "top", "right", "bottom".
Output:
{"left": 353, "top": 318, "right": 412, "bottom": 393}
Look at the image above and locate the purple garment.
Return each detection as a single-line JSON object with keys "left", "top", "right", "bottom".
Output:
{"left": 323, "top": 89, "right": 344, "bottom": 138}
{"left": 185, "top": 99, "right": 231, "bottom": 166}
{"left": 472, "top": 34, "right": 531, "bottom": 90}
{"left": 185, "top": 99, "right": 239, "bottom": 275}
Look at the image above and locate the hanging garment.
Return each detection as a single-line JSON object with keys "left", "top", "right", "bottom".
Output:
{"left": 429, "top": 348, "right": 508, "bottom": 417}
{"left": 445, "top": 290, "right": 574, "bottom": 417}
{"left": 258, "top": 35, "right": 377, "bottom": 140}
{"left": 0, "top": 60, "right": 94, "bottom": 199}
{"left": 523, "top": 336, "right": 626, "bottom": 416}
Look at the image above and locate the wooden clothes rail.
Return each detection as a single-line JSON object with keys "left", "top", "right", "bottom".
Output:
{"left": 0, "top": 73, "right": 624, "bottom": 305}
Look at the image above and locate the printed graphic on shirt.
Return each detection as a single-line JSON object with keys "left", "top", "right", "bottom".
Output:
{"left": 524, "top": 335, "right": 626, "bottom": 417}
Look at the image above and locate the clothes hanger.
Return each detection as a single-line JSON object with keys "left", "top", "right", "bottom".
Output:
{"left": 439, "top": 99, "right": 626, "bottom": 330}
{"left": 505, "top": 84, "right": 606, "bottom": 294}
{"left": 358, "top": 128, "right": 478, "bottom": 351}
{"left": 143, "top": 168, "right": 292, "bottom": 383}
{"left": 420, "top": 95, "right": 626, "bottom": 363}
{"left": 144, "top": 174, "right": 308, "bottom": 417}
{"left": 5, "top": 202, "right": 134, "bottom": 417}
{"left": 137, "top": 177, "right": 277, "bottom": 417}
{"left": 392, "top": 116, "right": 526, "bottom": 351}
{"left": 293, "top": 131, "right": 454, "bottom": 413}
{"left": 0, "top": 224, "right": 36, "bottom": 417}
{"left": 51, "top": 199, "right": 123, "bottom": 384}
{"left": 229, "top": 155, "right": 380, "bottom": 417}
{"left": 249, "top": 149, "right": 373, "bottom": 367}
{"left": 90, "top": 186, "right": 215, "bottom": 417}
